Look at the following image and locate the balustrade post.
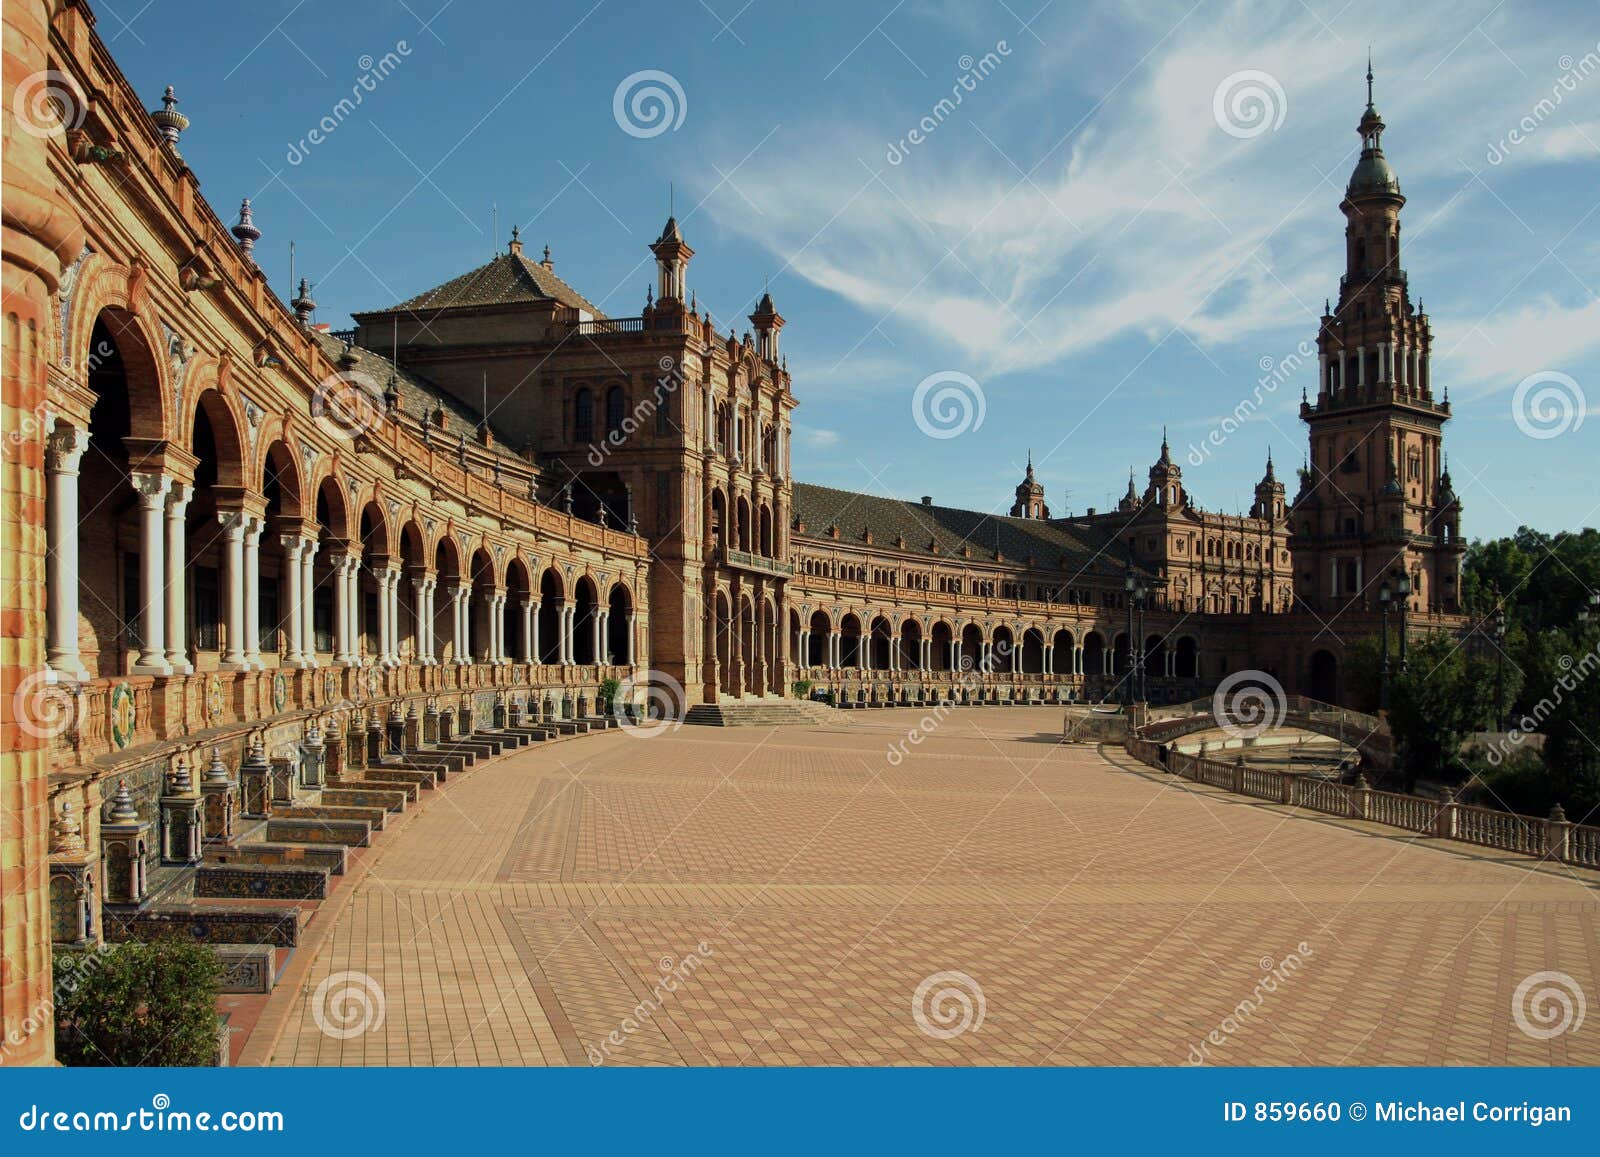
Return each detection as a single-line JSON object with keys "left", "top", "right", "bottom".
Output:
{"left": 1231, "top": 755, "right": 1245, "bottom": 796}
{"left": 1544, "top": 804, "right": 1571, "bottom": 862}
{"left": 1433, "top": 790, "right": 1458, "bottom": 840}
{"left": 1352, "top": 773, "right": 1370, "bottom": 820}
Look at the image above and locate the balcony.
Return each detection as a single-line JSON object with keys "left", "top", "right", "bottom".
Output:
{"left": 720, "top": 545, "right": 795, "bottom": 578}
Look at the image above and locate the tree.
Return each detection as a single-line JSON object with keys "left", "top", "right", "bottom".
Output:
{"left": 54, "top": 939, "right": 224, "bottom": 1066}
{"left": 1385, "top": 633, "right": 1495, "bottom": 791}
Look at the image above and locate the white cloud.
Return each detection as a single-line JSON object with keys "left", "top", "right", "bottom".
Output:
{"left": 1436, "top": 296, "right": 1600, "bottom": 395}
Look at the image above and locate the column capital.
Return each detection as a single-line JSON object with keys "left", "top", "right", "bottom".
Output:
{"left": 45, "top": 422, "right": 89, "bottom": 473}
{"left": 217, "top": 510, "right": 248, "bottom": 539}
{"left": 130, "top": 470, "right": 172, "bottom": 508}
{"left": 165, "top": 480, "right": 193, "bottom": 511}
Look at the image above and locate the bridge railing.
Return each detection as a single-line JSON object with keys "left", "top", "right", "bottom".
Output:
{"left": 1124, "top": 737, "right": 1598, "bottom": 869}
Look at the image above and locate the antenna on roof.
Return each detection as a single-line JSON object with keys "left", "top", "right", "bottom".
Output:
{"left": 288, "top": 240, "right": 294, "bottom": 308}
{"left": 481, "top": 371, "right": 488, "bottom": 418}
{"left": 669, "top": 181, "right": 674, "bottom": 217}
{"left": 491, "top": 203, "right": 498, "bottom": 254}
{"left": 392, "top": 316, "right": 398, "bottom": 364}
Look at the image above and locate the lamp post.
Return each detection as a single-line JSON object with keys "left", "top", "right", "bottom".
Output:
{"left": 1396, "top": 572, "right": 1412, "bottom": 673}
{"left": 1493, "top": 607, "right": 1507, "bottom": 732}
{"left": 1378, "top": 581, "right": 1392, "bottom": 713}
{"left": 1133, "top": 582, "right": 1150, "bottom": 702}
{"left": 1123, "top": 570, "right": 1136, "bottom": 708}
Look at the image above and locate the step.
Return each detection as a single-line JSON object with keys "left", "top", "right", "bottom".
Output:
{"left": 265, "top": 816, "right": 371, "bottom": 848}
{"left": 320, "top": 786, "right": 409, "bottom": 814}
{"left": 283, "top": 803, "right": 388, "bottom": 833}
{"left": 105, "top": 904, "right": 304, "bottom": 947}
{"left": 195, "top": 863, "right": 329, "bottom": 901}
{"left": 360, "top": 768, "right": 437, "bottom": 791}
{"left": 214, "top": 944, "right": 278, "bottom": 994}
{"left": 206, "top": 841, "right": 347, "bottom": 876}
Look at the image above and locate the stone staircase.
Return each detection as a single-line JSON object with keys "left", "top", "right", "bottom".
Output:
{"left": 107, "top": 722, "right": 600, "bottom": 999}
{"left": 684, "top": 695, "right": 842, "bottom": 727}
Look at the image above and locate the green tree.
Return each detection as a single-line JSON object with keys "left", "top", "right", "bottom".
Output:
{"left": 54, "top": 939, "right": 224, "bottom": 1066}
{"left": 1386, "top": 633, "right": 1495, "bottom": 791}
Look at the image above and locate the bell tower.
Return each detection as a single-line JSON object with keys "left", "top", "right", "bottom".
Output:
{"left": 1010, "top": 451, "right": 1050, "bottom": 519}
{"left": 1292, "top": 61, "right": 1463, "bottom": 616}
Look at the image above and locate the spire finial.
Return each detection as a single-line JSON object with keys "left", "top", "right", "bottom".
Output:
{"left": 1366, "top": 49, "right": 1373, "bottom": 109}
{"left": 232, "top": 198, "right": 261, "bottom": 263}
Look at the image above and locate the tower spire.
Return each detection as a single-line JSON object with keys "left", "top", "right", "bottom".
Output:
{"left": 1366, "top": 49, "right": 1374, "bottom": 110}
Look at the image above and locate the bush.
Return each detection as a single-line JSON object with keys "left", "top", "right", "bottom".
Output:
{"left": 54, "top": 939, "right": 224, "bottom": 1066}
{"left": 791, "top": 680, "right": 812, "bottom": 700}
{"left": 598, "top": 677, "right": 621, "bottom": 713}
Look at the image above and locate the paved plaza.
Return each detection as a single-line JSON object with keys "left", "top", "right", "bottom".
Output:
{"left": 268, "top": 709, "right": 1599, "bottom": 1066}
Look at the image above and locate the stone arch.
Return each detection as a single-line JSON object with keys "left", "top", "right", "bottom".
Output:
{"left": 607, "top": 581, "right": 633, "bottom": 666}
{"left": 1020, "top": 627, "right": 1045, "bottom": 674}
{"left": 186, "top": 385, "right": 247, "bottom": 490}
{"left": 1051, "top": 629, "right": 1074, "bottom": 673}
{"left": 992, "top": 625, "right": 1015, "bottom": 673}
{"left": 899, "top": 618, "right": 923, "bottom": 670}
{"left": 1175, "top": 635, "right": 1199, "bottom": 679}
{"left": 807, "top": 609, "right": 831, "bottom": 667}
{"left": 538, "top": 566, "right": 565, "bottom": 663}
{"left": 1083, "top": 630, "right": 1106, "bottom": 677}
{"left": 573, "top": 574, "right": 599, "bottom": 665}
{"left": 931, "top": 620, "right": 954, "bottom": 671}
{"left": 840, "top": 613, "right": 863, "bottom": 669}
{"left": 71, "top": 287, "right": 170, "bottom": 443}
{"left": 869, "top": 615, "right": 893, "bottom": 671}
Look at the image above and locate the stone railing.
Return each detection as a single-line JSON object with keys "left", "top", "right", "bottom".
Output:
{"left": 1125, "top": 738, "right": 1599, "bottom": 869}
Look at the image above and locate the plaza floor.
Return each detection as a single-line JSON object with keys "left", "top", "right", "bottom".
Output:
{"left": 266, "top": 708, "right": 1600, "bottom": 1066}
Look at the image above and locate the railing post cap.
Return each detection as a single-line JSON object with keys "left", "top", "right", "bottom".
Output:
{"left": 1549, "top": 803, "right": 1568, "bottom": 823}
{"left": 1353, "top": 773, "right": 1370, "bottom": 790}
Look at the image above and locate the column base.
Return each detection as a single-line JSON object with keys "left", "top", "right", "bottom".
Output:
{"left": 132, "top": 657, "right": 173, "bottom": 676}
{"left": 284, "top": 657, "right": 313, "bottom": 669}
{"left": 46, "top": 658, "right": 91, "bottom": 682}
{"left": 218, "top": 658, "right": 250, "bottom": 672}
{"left": 165, "top": 655, "right": 193, "bottom": 675}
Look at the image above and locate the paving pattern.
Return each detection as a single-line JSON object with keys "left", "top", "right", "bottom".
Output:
{"left": 268, "top": 708, "right": 1600, "bottom": 1066}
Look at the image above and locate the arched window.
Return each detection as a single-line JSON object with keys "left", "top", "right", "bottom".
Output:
{"left": 605, "top": 385, "right": 625, "bottom": 435}
{"left": 574, "top": 388, "right": 594, "bottom": 441}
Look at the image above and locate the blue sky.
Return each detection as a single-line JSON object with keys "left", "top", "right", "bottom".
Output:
{"left": 101, "top": 0, "right": 1599, "bottom": 539}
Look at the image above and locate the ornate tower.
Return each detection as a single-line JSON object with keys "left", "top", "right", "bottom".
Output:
{"left": 1010, "top": 451, "right": 1050, "bottom": 519}
{"left": 650, "top": 215, "right": 693, "bottom": 307}
{"left": 1293, "top": 62, "right": 1463, "bottom": 616}
{"left": 1142, "top": 430, "right": 1185, "bottom": 509}
{"left": 1251, "top": 450, "right": 1286, "bottom": 521}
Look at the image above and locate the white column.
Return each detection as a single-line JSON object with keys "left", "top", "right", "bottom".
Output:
{"left": 591, "top": 607, "right": 603, "bottom": 666}
{"left": 243, "top": 517, "right": 264, "bottom": 669}
{"left": 45, "top": 422, "right": 90, "bottom": 678}
{"left": 330, "top": 554, "right": 353, "bottom": 664}
{"left": 280, "top": 536, "right": 307, "bottom": 667}
{"left": 454, "top": 586, "right": 470, "bottom": 664}
{"left": 130, "top": 471, "right": 171, "bottom": 674}
{"left": 1356, "top": 346, "right": 1366, "bottom": 388}
{"left": 217, "top": 513, "right": 248, "bottom": 670}
{"left": 520, "top": 600, "right": 534, "bottom": 663}
{"left": 1043, "top": 644, "right": 1053, "bottom": 675}
{"left": 384, "top": 568, "right": 402, "bottom": 666}
{"left": 422, "top": 577, "right": 437, "bottom": 664}
{"left": 300, "top": 537, "right": 320, "bottom": 666}
{"left": 162, "top": 483, "right": 192, "bottom": 674}
{"left": 1074, "top": 646, "right": 1083, "bottom": 675}
{"left": 596, "top": 608, "right": 609, "bottom": 666}
{"left": 412, "top": 572, "right": 428, "bottom": 665}
{"left": 373, "top": 565, "right": 391, "bottom": 668}
{"left": 1337, "top": 350, "right": 1347, "bottom": 391}
{"left": 563, "top": 606, "right": 576, "bottom": 665}
{"left": 1317, "top": 353, "right": 1328, "bottom": 395}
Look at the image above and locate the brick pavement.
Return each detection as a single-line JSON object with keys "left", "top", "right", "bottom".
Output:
{"left": 267, "top": 708, "right": 1600, "bottom": 1066}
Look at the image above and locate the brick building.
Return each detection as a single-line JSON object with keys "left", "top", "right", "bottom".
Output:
{"left": 1, "top": 3, "right": 1463, "bottom": 1063}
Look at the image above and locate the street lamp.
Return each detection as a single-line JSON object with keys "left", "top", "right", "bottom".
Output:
{"left": 1124, "top": 570, "right": 1136, "bottom": 708}
{"left": 1395, "top": 572, "right": 1412, "bottom": 672}
{"left": 1378, "top": 581, "right": 1392, "bottom": 713}
{"left": 1493, "top": 607, "right": 1507, "bottom": 732}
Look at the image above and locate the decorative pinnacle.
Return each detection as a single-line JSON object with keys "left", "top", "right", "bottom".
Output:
{"left": 204, "top": 746, "right": 231, "bottom": 785}
{"left": 168, "top": 755, "right": 194, "bottom": 793}
{"left": 150, "top": 86, "right": 189, "bottom": 155}
{"left": 51, "top": 800, "right": 86, "bottom": 855}
{"left": 291, "top": 277, "right": 316, "bottom": 324}
{"left": 232, "top": 198, "right": 261, "bottom": 261}
{"left": 108, "top": 779, "right": 139, "bottom": 822}
{"left": 1366, "top": 50, "right": 1373, "bottom": 109}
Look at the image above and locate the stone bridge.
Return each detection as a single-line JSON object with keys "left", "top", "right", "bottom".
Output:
{"left": 1136, "top": 695, "right": 1395, "bottom": 772}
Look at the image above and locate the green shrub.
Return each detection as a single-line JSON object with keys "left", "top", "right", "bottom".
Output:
{"left": 791, "top": 680, "right": 812, "bottom": 700}
{"left": 54, "top": 939, "right": 224, "bottom": 1066}
{"left": 598, "top": 677, "right": 621, "bottom": 713}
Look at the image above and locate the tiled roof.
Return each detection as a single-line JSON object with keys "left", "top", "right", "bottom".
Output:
{"left": 381, "top": 250, "right": 604, "bottom": 316}
{"left": 309, "top": 329, "right": 516, "bottom": 446}
{"left": 791, "top": 481, "right": 1130, "bottom": 575}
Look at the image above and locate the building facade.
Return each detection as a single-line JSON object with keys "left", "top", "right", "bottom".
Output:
{"left": 1, "top": 3, "right": 1464, "bottom": 1064}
